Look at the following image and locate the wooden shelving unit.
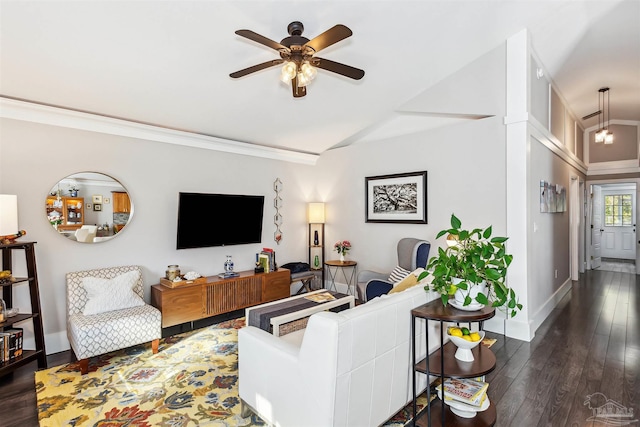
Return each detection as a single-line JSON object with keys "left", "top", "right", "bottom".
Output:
{"left": 0, "top": 241, "right": 47, "bottom": 377}
{"left": 411, "top": 299, "right": 496, "bottom": 427}
{"left": 308, "top": 223, "right": 325, "bottom": 289}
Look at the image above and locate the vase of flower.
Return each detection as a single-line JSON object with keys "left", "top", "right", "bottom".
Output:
{"left": 334, "top": 240, "right": 351, "bottom": 262}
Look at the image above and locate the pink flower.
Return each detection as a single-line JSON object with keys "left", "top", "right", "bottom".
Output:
{"left": 334, "top": 240, "right": 351, "bottom": 255}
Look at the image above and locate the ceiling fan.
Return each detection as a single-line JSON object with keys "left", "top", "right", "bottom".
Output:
{"left": 229, "top": 21, "right": 365, "bottom": 98}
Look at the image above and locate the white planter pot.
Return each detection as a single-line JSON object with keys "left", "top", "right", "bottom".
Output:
{"left": 452, "top": 278, "right": 486, "bottom": 307}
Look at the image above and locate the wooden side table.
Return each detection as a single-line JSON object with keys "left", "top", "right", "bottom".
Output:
{"left": 324, "top": 260, "right": 357, "bottom": 295}
{"left": 411, "top": 299, "right": 496, "bottom": 426}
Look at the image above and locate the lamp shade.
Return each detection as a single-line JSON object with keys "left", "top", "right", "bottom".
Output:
{"left": 0, "top": 194, "right": 18, "bottom": 236}
{"left": 308, "top": 202, "right": 325, "bottom": 223}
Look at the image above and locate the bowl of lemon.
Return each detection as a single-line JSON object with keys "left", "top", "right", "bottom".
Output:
{"left": 447, "top": 326, "right": 484, "bottom": 362}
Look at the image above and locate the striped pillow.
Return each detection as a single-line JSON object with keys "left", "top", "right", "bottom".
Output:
{"left": 388, "top": 266, "right": 411, "bottom": 283}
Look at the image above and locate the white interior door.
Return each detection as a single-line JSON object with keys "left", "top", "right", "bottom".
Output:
{"left": 591, "top": 185, "right": 602, "bottom": 269}
{"left": 601, "top": 186, "right": 636, "bottom": 260}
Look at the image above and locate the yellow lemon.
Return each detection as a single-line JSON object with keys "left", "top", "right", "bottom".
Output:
{"left": 450, "top": 328, "right": 463, "bottom": 337}
{"left": 469, "top": 332, "right": 481, "bottom": 342}
{"left": 462, "top": 335, "right": 473, "bottom": 341}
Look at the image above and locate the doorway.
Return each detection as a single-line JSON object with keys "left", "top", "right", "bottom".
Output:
{"left": 587, "top": 180, "right": 639, "bottom": 273}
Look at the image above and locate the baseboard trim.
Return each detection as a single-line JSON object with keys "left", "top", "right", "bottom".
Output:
{"left": 530, "top": 278, "right": 572, "bottom": 334}
{"left": 44, "top": 330, "right": 71, "bottom": 355}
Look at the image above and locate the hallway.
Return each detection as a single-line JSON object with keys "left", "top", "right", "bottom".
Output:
{"left": 486, "top": 264, "right": 639, "bottom": 426}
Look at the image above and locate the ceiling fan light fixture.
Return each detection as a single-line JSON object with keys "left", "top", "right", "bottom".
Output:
{"left": 301, "top": 62, "right": 317, "bottom": 80}
{"left": 280, "top": 61, "right": 297, "bottom": 83}
{"left": 297, "top": 71, "right": 311, "bottom": 87}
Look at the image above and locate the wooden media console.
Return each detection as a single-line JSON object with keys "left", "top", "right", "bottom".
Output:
{"left": 151, "top": 268, "right": 290, "bottom": 328}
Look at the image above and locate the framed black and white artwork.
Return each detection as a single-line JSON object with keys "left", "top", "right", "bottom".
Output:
{"left": 365, "top": 171, "right": 427, "bottom": 223}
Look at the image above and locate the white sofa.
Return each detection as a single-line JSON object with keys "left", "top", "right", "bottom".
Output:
{"left": 238, "top": 284, "right": 444, "bottom": 427}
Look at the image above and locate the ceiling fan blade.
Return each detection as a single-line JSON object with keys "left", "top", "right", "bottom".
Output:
{"left": 291, "top": 76, "right": 306, "bottom": 98}
{"left": 305, "top": 24, "right": 353, "bottom": 53}
{"left": 235, "top": 29, "right": 288, "bottom": 51}
{"left": 313, "top": 57, "right": 365, "bottom": 80}
{"left": 230, "top": 59, "right": 284, "bottom": 78}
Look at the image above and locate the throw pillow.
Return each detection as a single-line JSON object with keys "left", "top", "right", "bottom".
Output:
{"left": 388, "top": 268, "right": 426, "bottom": 294}
{"left": 82, "top": 270, "right": 145, "bottom": 315}
{"left": 388, "top": 266, "right": 411, "bottom": 283}
{"left": 388, "top": 273, "right": 418, "bottom": 294}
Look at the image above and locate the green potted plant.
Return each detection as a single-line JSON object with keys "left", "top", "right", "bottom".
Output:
{"left": 419, "top": 214, "right": 522, "bottom": 317}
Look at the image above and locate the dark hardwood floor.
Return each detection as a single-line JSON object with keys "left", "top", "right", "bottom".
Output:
{"left": 1, "top": 265, "right": 637, "bottom": 427}
{"left": 486, "top": 264, "right": 639, "bottom": 427}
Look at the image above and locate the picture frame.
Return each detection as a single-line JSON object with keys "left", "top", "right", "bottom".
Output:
{"left": 92, "top": 195, "right": 103, "bottom": 204}
{"left": 365, "top": 171, "right": 427, "bottom": 223}
{"left": 93, "top": 203, "right": 102, "bottom": 212}
{"left": 104, "top": 198, "right": 111, "bottom": 204}
{"left": 85, "top": 203, "right": 92, "bottom": 210}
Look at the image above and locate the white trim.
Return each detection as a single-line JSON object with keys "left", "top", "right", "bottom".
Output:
{"left": 0, "top": 97, "right": 319, "bottom": 165}
{"left": 483, "top": 311, "right": 534, "bottom": 342}
{"left": 529, "top": 124, "right": 588, "bottom": 174}
{"left": 587, "top": 160, "right": 640, "bottom": 176}
{"left": 531, "top": 277, "right": 572, "bottom": 334}
{"left": 584, "top": 119, "right": 640, "bottom": 133}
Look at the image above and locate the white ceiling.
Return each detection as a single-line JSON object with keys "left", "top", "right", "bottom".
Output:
{"left": 1, "top": 1, "right": 638, "bottom": 156}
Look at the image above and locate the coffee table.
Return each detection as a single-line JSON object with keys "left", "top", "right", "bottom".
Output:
{"left": 246, "top": 289, "right": 355, "bottom": 336}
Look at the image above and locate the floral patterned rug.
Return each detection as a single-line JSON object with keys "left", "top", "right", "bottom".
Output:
{"left": 35, "top": 318, "right": 494, "bottom": 426}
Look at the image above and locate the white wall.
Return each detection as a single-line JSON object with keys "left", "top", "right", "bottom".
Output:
{"left": 528, "top": 133, "right": 580, "bottom": 333}
{"left": 313, "top": 116, "right": 508, "bottom": 276}
{"left": 0, "top": 117, "right": 313, "bottom": 353}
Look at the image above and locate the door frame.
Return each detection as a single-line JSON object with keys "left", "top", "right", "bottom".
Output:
{"left": 586, "top": 177, "right": 640, "bottom": 274}
{"left": 570, "top": 175, "right": 584, "bottom": 280}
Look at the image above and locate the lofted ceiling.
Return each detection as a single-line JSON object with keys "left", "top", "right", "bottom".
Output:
{"left": 1, "top": 1, "right": 638, "bottom": 157}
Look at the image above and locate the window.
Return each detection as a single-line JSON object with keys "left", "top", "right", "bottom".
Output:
{"left": 604, "top": 194, "right": 633, "bottom": 226}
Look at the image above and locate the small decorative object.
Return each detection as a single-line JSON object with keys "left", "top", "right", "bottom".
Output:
{"left": 334, "top": 240, "right": 351, "bottom": 262}
{"left": 420, "top": 214, "right": 522, "bottom": 317}
{"left": 68, "top": 181, "right": 79, "bottom": 197}
{"left": 93, "top": 204, "right": 102, "bottom": 211}
{"left": 314, "top": 230, "right": 319, "bottom": 246}
{"left": 314, "top": 255, "right": 320, "bottom": 268}
{"left": 166, "top": 265, "right": 181, "bottom": 281}
{"left": 183, "top": 271, "right": 201, "bottom": 281}
{"left": 224, "top": 255, "right": 234, "bottom": 273}
{"left": 0, "top": 230, "right": 27, "bottom": 244}
{"left": 0, "top": 298, "right": 6, "bottom": 322}
{"left": 274, "top": 178, "right": 283, "bottom": 244}
{"left": 447, "top": 326, "right": 485, "bottom": 361}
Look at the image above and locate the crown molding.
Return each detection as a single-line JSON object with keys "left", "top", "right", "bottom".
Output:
{"left": 0, "top": 97, "right": 319, "bottom": 165}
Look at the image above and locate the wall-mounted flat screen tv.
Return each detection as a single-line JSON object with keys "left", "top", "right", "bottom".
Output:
{"left": 176, "top": 192, "right": 265, "bottom": 249}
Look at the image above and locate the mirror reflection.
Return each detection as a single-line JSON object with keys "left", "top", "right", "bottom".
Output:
{"left": 46, "top": 172, "right": 133, "bottom": 243}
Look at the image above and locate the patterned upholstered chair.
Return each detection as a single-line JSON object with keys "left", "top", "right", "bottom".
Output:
{"left": 66, "top": 265, "right": 161, "bottom": 374}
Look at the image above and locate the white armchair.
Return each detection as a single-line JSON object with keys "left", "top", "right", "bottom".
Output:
{"left": 75, "top": 225, "right": 98, "bottom": 243}
{"left": 66, "top": 265, "right": 161, "bottom": 374}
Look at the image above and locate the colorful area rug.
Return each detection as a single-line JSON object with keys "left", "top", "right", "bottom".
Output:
{"left": 35, "top": 318, "right": 495, "bottom": 426}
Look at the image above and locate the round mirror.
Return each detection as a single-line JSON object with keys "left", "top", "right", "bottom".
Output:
{"left": 45, "top": 172, "right": 133, "bottom": 243}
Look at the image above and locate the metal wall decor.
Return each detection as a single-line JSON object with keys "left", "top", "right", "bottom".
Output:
{"left": 274, "top": 178, "right": 283, "bottom": 244}
{"left": 540, "top": 180, "right": 566, "bottom": 213}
